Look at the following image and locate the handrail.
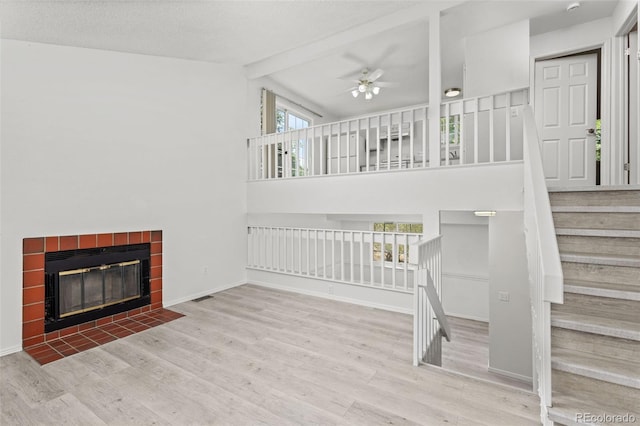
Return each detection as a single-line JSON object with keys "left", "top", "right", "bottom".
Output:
{"left": 522, "top": 105, "right": 563, "bottom": 425}
{"left": 411, "top": 234, "right": 441, "bottom": 249}
{"left": 523, "top": 107, "right": 563, "bottom": 303}
{"left": 417, "top": 276, "right": 451, "bottom": 342}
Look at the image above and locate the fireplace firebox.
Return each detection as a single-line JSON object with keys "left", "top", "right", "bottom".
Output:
{"left": 45, "top": 243, "right": 151, "bottom": 332}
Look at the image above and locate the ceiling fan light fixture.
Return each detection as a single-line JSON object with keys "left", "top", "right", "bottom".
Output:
{"left": 358, "top": 84, "right": 367, "bottom": 93}
{"left": 351, "top": 89, "right": 359, "bottom": 98}
{"left": 365, "top": 92, "right": 373, "bottom": 100}
{"left": 372, "top": 86, "right": 380, "bottom": 95}
{"left": 444, "top": 87, "right": 462, "bottom": 98}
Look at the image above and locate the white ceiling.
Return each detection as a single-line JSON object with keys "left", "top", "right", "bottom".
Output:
{"left": 0, "top": 1, "right": 418, "bottom": 64}
{"left": 1, "top": 1, "right": 620, "bottom": 119}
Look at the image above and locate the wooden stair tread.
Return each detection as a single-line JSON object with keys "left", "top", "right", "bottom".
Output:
{"left": 547, "top": 405, "right": 594, "bottom": 426}
{"left": 556, "top": 227, "right": 640, "bottom": 238}
{"left": 548, "top": 188, "right": 640, "bottom": 207}
{"left": 548, "top": 186, "right": 640, "bottom": 192}
{"left": 551, "top": 311, "right": 640, "bottom": 341}
{"left": 552, "top": 205, "right": 640, "bottom": 213}
{"left": 560, "top": 252, "right": 640, "bottom": 268}
{"left": 552, "top": 347, "right": 640, "bottom": 389}
{"left": 552, "top": 370, "right": 640, "bottom": 424}
{"left": 564, "top": 280, "right": 640, "bottom": 301}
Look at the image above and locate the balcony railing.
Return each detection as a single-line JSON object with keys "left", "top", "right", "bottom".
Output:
{"left": 247, "top": 226, "right": 422, "bottom": 292}
{"left": 247, "top": 88, "right": 528, "bottom": 181}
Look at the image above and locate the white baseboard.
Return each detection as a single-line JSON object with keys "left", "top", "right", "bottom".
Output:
{"left": 164, "top": 280, "right": 245, "bottom": 307}
{"left": 488, "top": 366, "right": 533, "bottom": 384}
{"left": 248, "top": 280, "right": 413, "bottom": 315}
{"left": 0, "top": 345, "right": 23, "bottom": 358}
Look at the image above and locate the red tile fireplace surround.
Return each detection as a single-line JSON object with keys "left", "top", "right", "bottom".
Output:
{"left": 22, "top": 230, "right": 171, "bottom": 362}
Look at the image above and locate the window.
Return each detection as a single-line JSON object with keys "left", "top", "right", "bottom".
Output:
{"left": 440, "top": 115, "right": 461, "bottom": 146}
{"left": 276, "top": 108, "right": 310, "bottom": 133}
{"left": 372, "top": 222, "right": 423, "bottom": 263}
{"left": 276, "top": 106, "right": 311, "bottom": 177}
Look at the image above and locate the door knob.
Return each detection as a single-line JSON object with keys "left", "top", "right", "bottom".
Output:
{"left": 587, "top": 128, "right": 596, "bottom": 135}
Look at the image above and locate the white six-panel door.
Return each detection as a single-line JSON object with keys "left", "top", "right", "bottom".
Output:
{"left": 535, "top": 54, "right": 598, "bottom": 188}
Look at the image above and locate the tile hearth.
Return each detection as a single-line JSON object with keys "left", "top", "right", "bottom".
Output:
{"left": 25, "top": 308, "right": 183, "bottom": 365}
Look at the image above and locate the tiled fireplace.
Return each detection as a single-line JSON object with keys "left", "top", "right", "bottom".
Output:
{"left": 22, "top": 230, "right": 181, "bottom": 364}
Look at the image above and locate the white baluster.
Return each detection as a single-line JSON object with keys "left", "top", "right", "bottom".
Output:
{"left": 505, "top": 91, "right": 511, "bottom": 162}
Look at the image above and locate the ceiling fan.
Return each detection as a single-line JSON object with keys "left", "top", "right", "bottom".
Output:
{"left": 348, "top": 68, "right": 394, "bottom": 100}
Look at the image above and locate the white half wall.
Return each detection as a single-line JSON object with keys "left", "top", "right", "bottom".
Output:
{"left": 247, "top": 162, "right": 525, "bottom": 236}
{"left": 0, "top": 40, "right": 248, "bottom": 354}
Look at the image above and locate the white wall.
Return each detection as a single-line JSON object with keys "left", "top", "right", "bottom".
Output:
{"left": 530, "top": 17, "right": 613, "bottom": 59}
{"left": 488, "top": 211, "right": 533, "bottom": 384}
{"left": 440, "top": 211, "right": 489, "bottom": 322}
{"left": 464, "top": 20, "right": 530, "bottom": 98}
{"left": 0, "top": 40, "right": 248, "bottom": 354}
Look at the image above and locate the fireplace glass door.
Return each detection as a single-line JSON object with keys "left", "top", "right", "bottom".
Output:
{"left": 59, "top": 260, "right": 141, "bottom": 318}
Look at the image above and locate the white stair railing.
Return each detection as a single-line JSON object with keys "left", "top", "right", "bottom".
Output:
{"left": 247, "top": 226, "right": 422, "bottom": 293}
{"left": 522, "top": 106, "right": 564, "bottom": 425}
{"left": 412, "top": 235, "right": 451, "bottom": 367}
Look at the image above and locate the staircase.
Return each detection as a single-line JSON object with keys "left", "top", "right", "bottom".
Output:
{"left": 547, "top": 188, "right": 640, "bottom": 425}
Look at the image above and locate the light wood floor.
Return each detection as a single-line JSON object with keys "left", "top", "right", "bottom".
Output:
{"left": 1, "top": 284, "right": 540, "bottom": 425}
{"left": 442, "top": 316, "right": 534, "bottom": 391}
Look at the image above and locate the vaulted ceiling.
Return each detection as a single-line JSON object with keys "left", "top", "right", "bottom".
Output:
{"left": 2, "top": 1, "right": 619, "bottom": 118}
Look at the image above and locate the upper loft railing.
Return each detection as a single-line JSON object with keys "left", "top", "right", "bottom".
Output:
{"left": 522, "top": 105, "right": 563, "bottom": 425}
{"left": 247, "top": 88, "right": 528, "bottom": 181}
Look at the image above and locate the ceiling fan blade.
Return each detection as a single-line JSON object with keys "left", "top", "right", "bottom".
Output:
{"left": 376, "top": 81, "right": 399, "bottom": 88}
{"left": 337, "top": 71, "right": 365, "bottom": 83}
{"left": 368, "top": 68, "right": 384, "bottom": 82}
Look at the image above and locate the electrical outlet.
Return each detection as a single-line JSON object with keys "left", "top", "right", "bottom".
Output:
{"left": 203, "top": 266, "right": 208, "bottom": 276}
{"left": 510, "top": 107, "right": 519, "bottom": 118}
{"left": 498, "top": 291, "right": 510, "bottom": 302}
{"left": 328, "top": 284, "right": 334, "bottom": 294}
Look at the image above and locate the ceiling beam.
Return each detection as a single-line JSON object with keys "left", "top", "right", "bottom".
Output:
{"left": 244, "top": 1, "right": 462, "bottom": 80}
